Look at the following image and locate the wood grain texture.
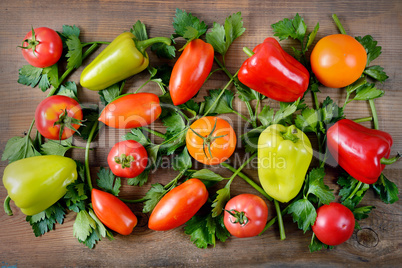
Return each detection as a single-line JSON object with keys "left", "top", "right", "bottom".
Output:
{"left": 0, "top": 0, "right": 401, "bottom": 267}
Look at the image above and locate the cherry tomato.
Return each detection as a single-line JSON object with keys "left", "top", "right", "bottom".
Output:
{"left": 21, "top": 27, "right": 63, "bottom": 68}
{"left": 107, "top": 140, "right": 148, "bottom": 178}
{"left": 35, "top": 95, "right": 83, "bottom": 140}
{"left": 186, "top": 116, "right": 237, "bottom": 165}
{"left": 310, "top": 34, "right": 367, "bottom": 88}
{"left": 223, "top": 194, "right": 268, "bottom": 238}
{"left": 169, "top": 39, "right": 214, "bottom": 106}
{"left": 98, "top": 93, "right": 161, "bottom": 129}
{"left": 91, "top": 188, "right": 137, "bottom": 235}
{"left": 148, "top": 179, "right": 208, "bottom": 231}
{"left": 312, "top": 202, "right": 355, "bottom": 246}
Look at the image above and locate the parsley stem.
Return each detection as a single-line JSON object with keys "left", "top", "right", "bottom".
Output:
{"left": 259, "top": 203, "right": 291, "bottom": 235}
{"left": 165, "top": 170, "right": 187, "bottom": 190}
{"left": 134, "top": 79, "right": 151, "bottom": 94}
{"left": 228, "top": 153, "right": 257, "bottom": 181}
{"left": 81, "top": 41, "right": 111, "bottom": 46}
{"left": 141, "top": 127, "right": 166, "bottom": 139}
{"left": 214, "top": 56, "right": 233, "bottom": 79}
{"left": 369, "top": 99, "right": 379, "bottom": 129}
{"left": 119, "top": 197, "right": 148, "bottom": 203}
{"left": 3, "top": 195, "right": 13, "bottom": 216}
{"left": 346, "top": 181, "right": 363, "bottom": 200}
{"left": 221, "top": 162, "right": 272, "bottom": 201}
{"left": 353, "top": 116, "right": 373, "bottom": 123}
{"left": 85, "top": 120, "right": 99, "bottom": 191}
{"left": 332, "top": 14, "right": 347, "bottom": 35}
{"left": 232, "top": 110, "right": 251, "bottom": 123}
{"left": 274, "top": 199, "right": 286, "bottom": 240}
{"left": 22, "top": 119, "right": 36, "bottom": 159}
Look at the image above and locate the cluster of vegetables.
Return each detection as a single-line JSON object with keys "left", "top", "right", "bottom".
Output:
{"left": 2, "top": 10, "right": 400, "bottom": 251}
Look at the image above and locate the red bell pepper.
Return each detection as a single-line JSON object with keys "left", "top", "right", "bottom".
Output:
{"left": 327, "top": 119, "right": 399, "bottom": 184}
{"left": 169, "top": 39, "right": 214, "bottom": 106}
{"left": 238, "top": 37, "right": 310, "bottom": 102}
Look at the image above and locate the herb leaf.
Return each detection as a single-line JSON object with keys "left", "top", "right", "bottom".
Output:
{"left": 97, "top": 167, "right": 121, "bottom": 196}
{"left": 173, "top": 8, "right": 208, "bottom": 40}
{"left": 65, "top": 34, "right": 83, "bottom": 69}
{"left": 271, "top": 13, "right": 306, "bottom": 44}
{"left": 26, "top": 203, "right": 66, "bottom": 237}
{"left": 288, "top": 198, "right": 317, "bottom": 233}
{"left": 364, "top": 65, "right": 389, "bottom": 82}
{"left": 130, "top": 20, "right": 148, "bottom": 41}
{"left": 2, "top": 135, "right": 41, "bottom": 163}
{"left": 372, "top": 174, "right": 399, "bottom": 204}
{"left": 142, "top": 183, "right": 166, "bottom": 213}
{"left": 203, "top": 89, "right": 235, "bottom": 115}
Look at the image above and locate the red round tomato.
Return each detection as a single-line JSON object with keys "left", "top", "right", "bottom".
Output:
{"left": 91, "top": 188, "right": 137, "bottom": 235}
{"left": 312, "top": 202, "right": 355, "bottom": 246}
{"left": 35, "top": 95, "right": 83, "bottom": 140}
{"left": 21, "top": 27, "right": 63, "bottom": 68}
{"left": 98, "top": 93, "right": 161, "bottom": 129}
{"left": 107, "top": 140, "right": 148, "bottom": 178}
{"left": 186, "top": 116, "right": 237, "bottom": 165}
{"left": 223, "top": 194, "right": 268, "bottom": 238}
{"left": 310, "top": 34, "right": 367, "bottom": 88}
{"left": 148, "top": 178, "right": 208, "bottom": 231}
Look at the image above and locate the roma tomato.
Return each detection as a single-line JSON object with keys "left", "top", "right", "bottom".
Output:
{"left": 312, "top": 202, "right": 355, "bottom": 246}
{"left": 310, "top": 34, "right": 367, "bottom": 88}
{"left": 224, "top": 194, "right": 268, "bottom": 238}
{"left": 35, "top": 95, "right": 83, "bottom": 140}
{"left": 91, "top": 188, "right": 137, "bottom": 235}
{"left": 107, "top": 140, "right": 148, "bottom": 178}
{"left": 99, "top": 93, "right": 161, "bottom": 129}
{"left": 186, "top": 116, "right": 237, "bottom": 165}
{"left": 148, "top": 179, "right": 208, "bottom": 231}
{"left": 169, "top": 39, "right": 214, "bottom": 105}
{"left": 21, "top": 27, "right": 63, "bottom": 68}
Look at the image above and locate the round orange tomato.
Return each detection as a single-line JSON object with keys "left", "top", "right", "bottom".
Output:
{"left": 310, "top": 34, "right": 367, "bottom": 88}
{"left": 186, "top": 116, "right": 236, "bottom": 165}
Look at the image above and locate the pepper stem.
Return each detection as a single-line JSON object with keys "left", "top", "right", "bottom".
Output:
{"left": 4, "top": 195, "right": 13, "bottom": 216}
{"left": 281, "top": 125, "right": 299, "bottom": 143}
{"left": 380, "top": 153, "right": 401, "bottom": 165}
{"left": 135, "top": 37, "right": 172, "bottom": 55}
{"left": 243, "top": 47, "right": 255, "bottom": 57}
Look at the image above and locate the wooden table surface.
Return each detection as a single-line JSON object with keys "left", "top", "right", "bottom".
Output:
{"left": 1, "top": 0, "right": 401, "bottom": 267}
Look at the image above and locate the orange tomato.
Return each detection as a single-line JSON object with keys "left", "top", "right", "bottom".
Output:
{"left": 186, "top": 116, "right": 237, "bottom": 165}
{"left": 310, "top": 34, "right": 367, "bottom": 88}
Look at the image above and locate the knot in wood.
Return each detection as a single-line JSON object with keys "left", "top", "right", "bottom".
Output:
{"left": 356, "top": 228, "right": 379, "bottom": 248}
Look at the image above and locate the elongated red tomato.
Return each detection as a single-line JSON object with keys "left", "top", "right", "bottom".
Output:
{"left": 35, "top": 95, "right": 83, "bottom": 140}
{"left": 310, "top": 34, "right": 367, "bottom": 88}
{"left": 107, "top": 140, "right": 148, "bottom": 178}
{"left": 148, "top": 179, "right": 208, "bottom": 231}
{"left": 169, "top": 39, "right": 214, "bottom": 105}
{"left": 224, "top": 194, "right": 268, "bottom": 238}
{"left": 312, "top": 202, "right": 355, "bottom": 246}
{"left": 99, "top": 93, "right": 161, "bottom": 129}
{"left": 91, "top": 188, "right": 137, "bottom": 235}
{"left": 21, "top": 27, "right": 63, "bottom": 68}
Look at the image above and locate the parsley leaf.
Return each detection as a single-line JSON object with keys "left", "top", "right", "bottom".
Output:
{"left": 57, "top": 81, "right": 79, "bottom": 101}
{"left": 321, "top": 96, "right": 344, "bottom": 126}
{"left": 1, "top": 135, "right": 41, "bottom": 163}
{"left": 191, "top": 169, "right": 225, "bottom": 188}
{"left": 309, "top": 234, "right": 334, "bottom": 252}
{"left": 184, "top": 212, "right": 230, "bottom": 249}
{"left": 240, "top": 126, "right": 264, "bottom": 154}
{"left": 272, "top": 13, "right": 306, "bottom": 43}
{"left": 206, "top": 12, "right": 245, "bottom": 56}
{"left": 65, "top": 34, "right": 83, "bottom": 69}
{"left": 364, "top": 65, "right": 389, "bottom": 82}
{"left": 173, "top": 8, "right": 208, "bottom": 40}
{"left": 142, "top": 183, "right": 166, "bottom": 213}
{"left": 40, "top": 137, "right": 74, "bottom": 156}
{"left": 123, "top": 128, "right": 151, "bottom": 147}
{"left": 234, "top": 77, "right": 265, "bottom": 102}
{"left": 97, "top": 167, "right": 121, "bottom": 196}
{"left": 211, "top": 182, "right": 231, "bottom": 217}
{"left": 62, "top": 25, "right": 80, "bottom": 38}
{"left": 203, "top": 89, "right": 235, "bottom": 115}
{"left": 18, "top": 65, "right": 54, "bottom": 92}
{"left": 98, "top": 82, "right": 123, "bottom": 106}
{"left": 288, "top": 198, "right": 317, "bottom": 233}
{"left": 127, "top": 169, "right": 150, "bottom": 187}
{"left": 151, "top": 39, "right": 176, "bottom": 59}
{"left": 306, "top": 168, "right": 334, "bottom": 205}
{"left": 73, "top": 210, "right": 97, "bottom": 244}
{"left": 79, "top": 105, "right": 99, "bottom": 141}
{"left": 337, "top": 174, "right": 369, "bottom": 206}
{"left": 355, "top": 35, "right": 382, "bottom": 66}
{"left": 130, "top": 20, "right": 148, "bottom": 41}
{"left": 26, "top": 203, "right": 66, "bottom": 237}
{"left": 295, "top": 107, "right": 319, "bottom": 133}
{"left": 172, "top": 147, "right": 192, "bottom": 171}
{"left": 353, "top": 83, "right": 384, "bottom": 101}
{"left": 372, "top": 174, "right": 399, "bottom": 204}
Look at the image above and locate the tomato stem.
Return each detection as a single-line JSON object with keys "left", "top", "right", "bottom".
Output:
{"left": 274, "top": 199, "right": 286, "bottom": 240}
{"left": 332, "top": 14, "right": 347, "bottom": 35}
{"left": 221, "top": 162, "right": 272, "bottom": 201}
{"left": 346, "top": 180, "right": 363, "bottom": 200}
{"left": 3, "top": 195, "right": 13, "bottom": 216}
{"left": 85, "top": 120, "right": 99, "bottom": 191}
{"left": 119, "top": 197, "right": 148, "bottom": 204}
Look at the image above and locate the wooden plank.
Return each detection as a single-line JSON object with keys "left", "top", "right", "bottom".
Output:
{"left": 0, "top": 0, "right": 401, "bottom": 266}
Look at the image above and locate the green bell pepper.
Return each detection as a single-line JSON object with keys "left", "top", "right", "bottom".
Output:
{"left": 258, "top": 124, "right": 312, "bottom": 203}
{"left": 3, "top": 155, "right": 77, "bottom": 215}
{"left": 80, "top": 32, "right": 171, "bottom": 91}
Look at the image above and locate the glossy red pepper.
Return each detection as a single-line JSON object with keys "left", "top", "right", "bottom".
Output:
{"left": 238, "top": 37, "right": 310, "bottom": 102}
{"left": 91, "top": 188, "right": 137, "bottom": 235}
{"left": 327, "top": 119, "right": 399, "bottom": 184}
{"left": 169, "top": 39, "right": 214, "bottom": 106}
